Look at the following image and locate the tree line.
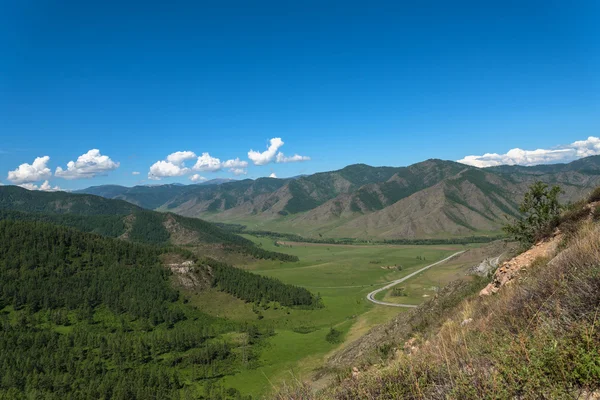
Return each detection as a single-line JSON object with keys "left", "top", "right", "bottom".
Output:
{"left": 214, "top": 222, "right": 504, "bottom": 245}
{"left": 204, "top": 258, "right": 321, "bottom": 308}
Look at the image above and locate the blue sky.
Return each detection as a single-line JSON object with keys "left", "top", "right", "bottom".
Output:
{"left": 1, "top": 1, "right": 598, "bottom": 190}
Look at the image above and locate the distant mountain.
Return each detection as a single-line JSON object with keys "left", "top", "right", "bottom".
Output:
{"left": 76, "top": 183, "right": 190, "bottom": 209}
{"left": 77, "top": 156, "right": 600, "bottom": 239}
{"left": 0, "top": 186, "right": 293, "bottom": 261}
{"left": 196, "top": 178, "right": 238, "bottom": 186}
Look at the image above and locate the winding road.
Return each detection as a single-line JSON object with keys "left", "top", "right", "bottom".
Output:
{"left": 366, "top": 251, "right": 466, "bottom": 307}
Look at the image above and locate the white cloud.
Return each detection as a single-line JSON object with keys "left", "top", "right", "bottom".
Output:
{"left": 221, "top": 158, "right": 248, "bottom": 175}
{"left": 148, "top": 150, "right": 200, "bottom": 180}
{"left": 248, "top": 137, "right": 310, "bottom": 166}
{"left": 148, "top": 161, "right": 190, "bottom": 180}
{"left": 7, "top": 156, "right": 52, "bottom": 183}
{"left": 167, "top": 151, "right": 197, "bottom": 166}
{"left": 269, "top": 172, "right": 277, "bottom": 178}
{"left": 230, "top": 168, "right": 247, "bottom": 176}
{"left": 571, "top": 136, "right": 600, "bottom": 157}
{"left": 457, "top": 136, "right": 600, "bottom": 168}
{"left": 190, "top": 174, "right": 207, "bottom": 182}
{"left": 132, "top": 171, "right": 140, "bottom": 175}
{"left": 18, "top": 180, "right": 62, "bottom": 192}
{"left": 193, "top": 152, "right": 222, "bottom": 172}
{"left": 151, "top": 151, "right": 250, "bottom": 179}
{"left": 248, "top": 138, "right": 285, "bottom": 165}
{"left": 275, "top": 152, "right": 311, "bottom": 163}
{"left": 55, "top": 149, "right": 119, "bottom": 179}
{"left": 222, "top": 158, "right": 248, "bottom": 169}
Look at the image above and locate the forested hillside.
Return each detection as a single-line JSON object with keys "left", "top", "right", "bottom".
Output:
{"left": 0, "top": 219, "right": 230, "bottom": 399}
{"left": 0, "top": 186, "right": 296, "bottom": 262}
{"left": 0, "top": 219, "right": 317, "bottom": 399}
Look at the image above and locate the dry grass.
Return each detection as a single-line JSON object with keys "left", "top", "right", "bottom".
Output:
{"left": 276, "top": 222, "right": 600, "bottom": 399}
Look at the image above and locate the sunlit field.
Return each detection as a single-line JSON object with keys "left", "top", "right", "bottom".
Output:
{"left": 190, "top": 235, "right": 479, "bottom": 396}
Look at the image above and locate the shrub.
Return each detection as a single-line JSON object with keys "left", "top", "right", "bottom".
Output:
{"left": 325, "top": 328, "right": 343, "bottom": 344}
{"left": 588, "top": 186, "right": 600, "bottom": 202}
{"left": 503, "top": 181, "right": 562, "bottom": 245}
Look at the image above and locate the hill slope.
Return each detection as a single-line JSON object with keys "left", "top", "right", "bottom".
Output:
{"left": 0, "top": 218, "right": 317, "bottom": 399}
{"left": 0, "top": 186, "right": 295, "bottom": 261}
{"left": 276, "top": 192, "right": 600, "bottom": 399}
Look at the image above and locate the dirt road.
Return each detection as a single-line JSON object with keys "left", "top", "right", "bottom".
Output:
{"left": 366, "top": 251, "right": 465, "bottom": 307}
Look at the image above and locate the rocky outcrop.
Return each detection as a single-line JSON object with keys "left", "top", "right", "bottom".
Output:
{"left": 167, "top": 261, "right": 212, "bottom": 290}
{"left": 480, "top": 232, "right": 562, "bottom": 296}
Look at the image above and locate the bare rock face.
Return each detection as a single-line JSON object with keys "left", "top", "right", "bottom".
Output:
{"left": 167, "top": 261, "right": 212, "bottom": 290}
{"left": 470, "top": 256, "right": 503, "bottom": 277}
{"left": 480, "top": 232, "right": 562, "bottom": 296}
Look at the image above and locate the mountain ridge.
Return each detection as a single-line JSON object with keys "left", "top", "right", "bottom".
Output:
{"left": 76, "top": 156, "right": 600, "bottom": 239}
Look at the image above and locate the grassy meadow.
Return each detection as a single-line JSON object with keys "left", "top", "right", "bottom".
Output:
{"left": 188, "top": 234, "right": 483, "bottom": 397}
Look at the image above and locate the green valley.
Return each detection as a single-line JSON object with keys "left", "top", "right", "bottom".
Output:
{"left": 2, "top": 159, "right": 599, "bottom": 399}
{"left": 4, "top": 4, "right": 599, "bottom": 398}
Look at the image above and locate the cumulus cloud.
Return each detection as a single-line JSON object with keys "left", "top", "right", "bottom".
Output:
{"left": 193, "top": 153, "right": 222, "bottom": 172}
{"left": 248, "top": 138, "right": 285, "bottom": 165}
{"left": 167, "top": 151, "right": 197, "bottom": 165}
{"left": 18, "top": 180, "right": 62, "bottom": 192}
{"left": 222, "top": 158, "right": 248, "bottom": 169}
{"left": 248, "top": 138, "right": 310, "bottom": 165}
{"left": 276, "top": 153, "right": 311, "bottom": 163}
{"left": 7, "top": 156, "right": 52, "bottom": 183}
{"left": 458, "top": 136, "right": 600, "bottom": 168}
{"left": 222, "top": 158, "right": 248, "bottom": 175}
{"left": 190, "top": 174, "right": 207, "bottom": 182}
{"left": 230, "top": 168, "right": 247, "bottom": 176}
{"left": 55, "top": 149, "right": 119, "bottom": 179}
{"left": 148, "top": 161, "right": 190, "bottom": 180}
{"left": 269, "top": 172, "right": 277, "bottom": 178}
{"left": 150, "top": 151, "right": 250, "bottom": 179}
{"left": 149, "top": 150, "right": 201, "bottom": 180}
{"left": 132, "top": 171, "right": 140, "bottom": 175}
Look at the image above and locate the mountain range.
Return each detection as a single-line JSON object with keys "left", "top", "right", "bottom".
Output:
{"left": 77, "top": 156, "right": 600, "bottom": 239}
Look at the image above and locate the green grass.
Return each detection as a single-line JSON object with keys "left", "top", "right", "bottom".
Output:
{"left": 376, "top": 256, "right": 477, "bottom": 305}
{"left": 187, "top": 234, "right": 481, "bottom": 397}
{"left": 222, "top": 321, "right": 354, "bottom": 395}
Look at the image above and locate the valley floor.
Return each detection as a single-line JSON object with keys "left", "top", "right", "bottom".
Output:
{"left": 188, "top": 235, "right": 495, "bottom": 397}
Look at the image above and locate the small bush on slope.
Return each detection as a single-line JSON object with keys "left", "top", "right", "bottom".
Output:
{"left": 588, "top": 186, "right": 600, "bottom": 203}
{"left": 503, "top": 181, "right": 562, "bottom": 246}
{"left": 277, "top": 223, "right": 600, "bottom": 400}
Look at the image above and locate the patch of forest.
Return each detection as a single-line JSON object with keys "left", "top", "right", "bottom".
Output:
{"left": 202, "top": 258, "right": 322, "bottom": 308}
{"left": 0, "top": 220, "right": 309, "bottom": 399}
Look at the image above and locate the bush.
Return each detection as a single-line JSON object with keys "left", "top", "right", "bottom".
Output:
{"left": 325, "top": 327, "right": 343, "bottom": 344}
{"left": 588, "top": 186, "right": 600, "bottom": 202}
{"left": 504, "top": 181, "right": 562, "bottom": 245}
